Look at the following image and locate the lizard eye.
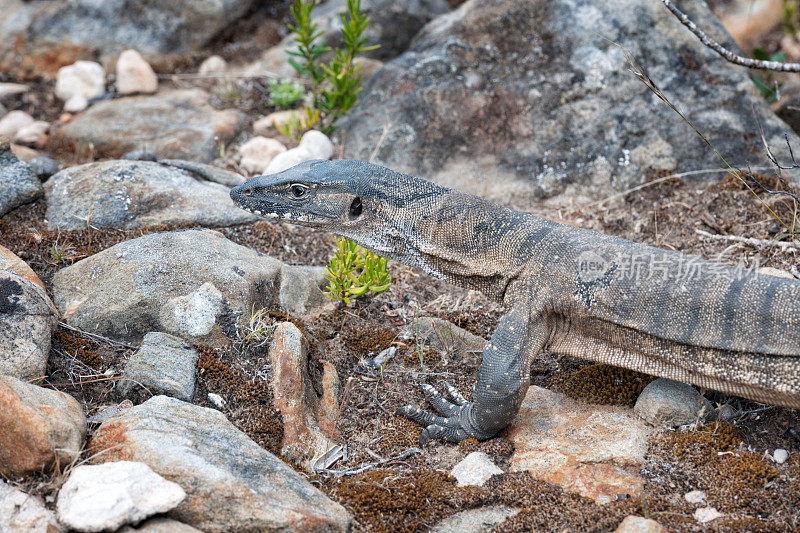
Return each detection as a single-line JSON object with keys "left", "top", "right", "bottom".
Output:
{"left": 289, "top": 183, "right": 309, "bottom": 199}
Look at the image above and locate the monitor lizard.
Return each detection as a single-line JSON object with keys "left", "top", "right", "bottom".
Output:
{"left": 230, "top": 159, "right": 800, "bottom": 443}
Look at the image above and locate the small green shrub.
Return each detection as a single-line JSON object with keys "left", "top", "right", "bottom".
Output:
{"left": 285, "top": 0, "right": 378, "bottom": 135}
{"left": 324, "top": 238, "right": 391, "bottom": 304}
{"left": 268, "top": 78, "right": 305, "bottom": 108}
{"left": 275, "top": 105, "right": 320, "bottom": 143}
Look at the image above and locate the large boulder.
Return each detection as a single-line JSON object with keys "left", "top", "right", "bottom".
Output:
{"left": 0, "top": 271, "right": 57, "bottom": 381}
{"left": 44, "top": 159, "right": 255, "bottom": 230}
{"left": 337, "top": 0, "right": 800, "bottom": 205}
{"left": 0, "top": 138, "right": 42, "bottom": 216}
{"left": 89, "top": 395, "right": 352, "bottom": 532}
{"left": 55, "top": 90, "right": 243, "bottom": 163}
{"left": 0, "top": 0, "right": 257, "bottom": 75}
{"left": 51, "top": 229, "right": 328, "bottom": 344}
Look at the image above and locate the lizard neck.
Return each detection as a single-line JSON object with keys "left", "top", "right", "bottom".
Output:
{"left": 381, "top": 189, "right": 539, "bottom": 300}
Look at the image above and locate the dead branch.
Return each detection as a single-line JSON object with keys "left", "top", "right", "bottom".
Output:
{"left": 694, "top": 229, "right": 800, "bottom": 252}
{"left": 660, "top": 0, "right": 800, "bottom": 72}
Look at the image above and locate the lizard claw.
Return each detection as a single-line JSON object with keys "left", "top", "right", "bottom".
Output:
{"left": 396, "top": 383, "right": 481, "bottom": 443}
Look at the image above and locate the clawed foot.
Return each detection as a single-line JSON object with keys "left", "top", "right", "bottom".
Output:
{"left": 396, "top": 382, "right": 487, "bottom": 444}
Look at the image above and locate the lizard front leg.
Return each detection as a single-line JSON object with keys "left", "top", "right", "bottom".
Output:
{"left": 397, "top": 305, "right": 548, "bottom": 443}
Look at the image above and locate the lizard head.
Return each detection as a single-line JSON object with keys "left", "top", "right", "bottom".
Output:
{"left": 230, "top": 159, "right": 448, "bottom": 258}
{"left": 230, "top": 159, "right": 362, "bottom": 227}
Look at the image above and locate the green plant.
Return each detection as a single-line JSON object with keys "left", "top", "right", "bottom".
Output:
{"left": 751, "top": 48, "right": 786, "bottom": 103}
{"left": 286, "top": 0, "right": 378, "bottom": 132}
{"left": 783, "top": 0, "right": 798, "bottom": 37}
{"left": 268, "top": 78, "right": 304, "bottom": 108}
{"left": 275, "top": 105, "right": 320, "bottom": 143}
{"left": 244, "top": 305, "right": 274, "bottom": 346}
{"left": 324, "top": 238, "right": 391, "bottom": 304}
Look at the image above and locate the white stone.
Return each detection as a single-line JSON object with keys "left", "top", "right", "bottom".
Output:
{"left": 199, "top": 55, "right": 228, "bottom": 74}
{"left": 208, "top": 393, "right": 226, "bottom": 409}
{"left": 683, "top": 490, "right": 706, "bottom": 504}
{"left": 450, "top": 451, "right": 503, "bottom": 487}
{"left": 116, "top": 50, "right": 158, "bottom": 95}
{"left": 0, "top": 480, "right": 62, "bottom": 533}
{"left": 0, "top": 110, "right": 35, "bottom": 138}
{"left": 64, "top": 95, "right": 89, "bottom": 113}
{"left": 13, "top": 121, "right": 49, "bottom": 145}
{"left": 0, "top": 83, "right": 29, "bottom": 98}
{"left": 55, "top": 61, "right": 106, "bottom": 101}
{"left": 158, "top": 282, "right": 224, "bottom": 338}
{"left": 56, "top": 461, "right": 186, "bottom": 532}
{"left": 693, "top": 507, "right": 724, "bottom": 524}
{"left": 239, "top": 136, "right": 287, "bottom": 174}
{"left": 265, "top": 130, "right": 334, "bottom": 173}
{"left": 772, "top": 448, "right": 789, "bottom": 464}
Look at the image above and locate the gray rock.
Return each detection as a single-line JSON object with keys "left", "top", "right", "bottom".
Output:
{"left": 56, "top": 89, "right": 243, "bottom": 163}
{"left": 56, "top": 461, "right": 186, "bottom": 533}
{"left": 119, "top": 518, "right": 203, "bottom": 533}
{"left": 0, "top": 375, "right": 86, "bottom": 478}
{"left": 337, "top": 0, "right": 800, "bottom": 205}
{"left": 0, "top": 138, "right": 42, "bottom": 216}
{"left": 117, "top": 332, "right": 199, "bottom": 403}
{"left": 44, "top": 159, "right": 256, "bottom": 230}
{"left": 450, "top": 451, "right": 503, "bottom": 486}
{"left": 431, "top": 506, "right": 518, "bottom": 533}
{"left": 89, "top": 396, "right": 352, "bottom": 533}
{"left": 0, "top": 270, "right": 57, "bottom": 381}
{"left": 0, "top": 480, "right": 63, "bottom": 533}
{"left": 156, "top": 159, "right": 246, "bottom": 188}
{"left": 0, "top": 0, "right": 258, "bottom": 70}
{"left": 51, "top": 229, "right": 285, "bottom": 344}
{"left": 634, "top": 378, "right": 714, "bottom": 427}
{"left": 28, "top": 156, "right": 59, "bottom": 179}
{"left": 277, "top": 265, "right": 334, "bottom": 317}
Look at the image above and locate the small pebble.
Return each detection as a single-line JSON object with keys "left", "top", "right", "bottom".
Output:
{"left": 116, "top": 49, "right": 158, "bottom": 95}
{"left": 199, "top": 55, "right": 227, "bottom": 74}
{"left": 28, "top": 156, "right": 59, "bottom": 179}
{"left": 683, "top": 490, "right": 706, "bottom": 504}
{"left": 122, "top": 149, "right": 159, "bottom": 161}
{"left": 208, "top": 393, "right": 226, "bottom": 409}
{"left": 773, "top": 449, "right": 788, "bottom": 464}
{"left": 694, "top": 507, "right": 723, "bottom": 524}
{"left": 55, "top": 60, "right": 106, "bottom": 101}
{"left": 64, "top": 95, "right": 89, "bottom": 113}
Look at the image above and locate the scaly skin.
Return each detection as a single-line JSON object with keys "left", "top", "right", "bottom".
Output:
{"left": 230, "top": 159, "right": 800, "bottom": 443}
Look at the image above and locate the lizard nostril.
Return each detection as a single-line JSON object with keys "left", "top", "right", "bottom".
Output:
{"left": 243, "top": 188, "right": 253, "bottom": 197}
